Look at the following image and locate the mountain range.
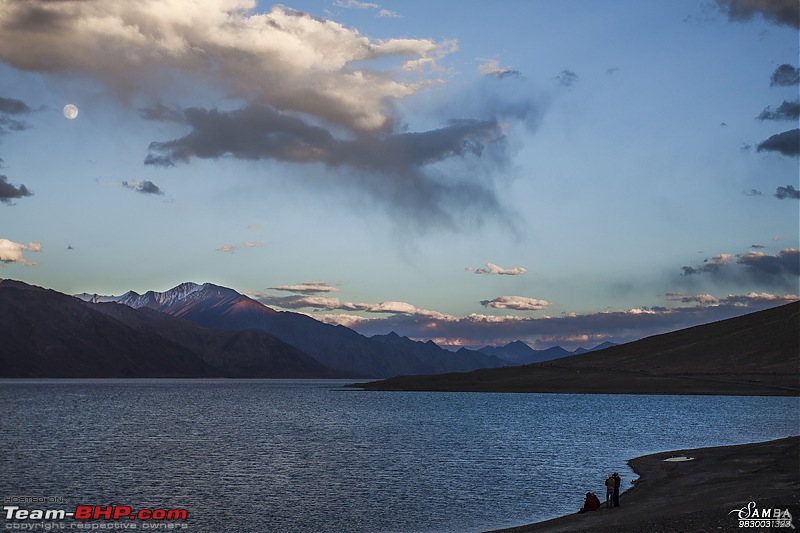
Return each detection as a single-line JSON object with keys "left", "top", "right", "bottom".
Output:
{"left": 2, "top": 279, "right": 507, "bottom": 378}
{"left": 478, "top": 340, "right": 618, "bottom": 364}
{"left": 353, "top": 300, "right": 800, "bottom": 396}
{"left": 1, "top": 280, "right": 340, "bottom": 378}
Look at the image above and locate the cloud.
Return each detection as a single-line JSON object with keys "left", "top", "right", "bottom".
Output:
{"left": 737, "top": 248, "right": 799, "bottom": 277}
{"left": 680, "top": 253, "right": 735, "bottom": 275}
{"left": 774, "top": 185, "right": 800, "bottom": 199}
{"left": 770, "top": 64, "right": 800, "bottom": 87}
{"left": 756, "top": 128, "right": 800, "bottom": 157}
{"left": 317, "top": 292, "right": 799, "bottom": 348}
{"left": 0, "top": 96, "right": 32, "bottom": 115}
{"left": 215, "top": 241, "right": 263, "bottom": 253}
{"left": 0, "top": 2, "right": 446, "bottom": 132}
{"left": 0, "top": 95, "right": 32, "bottom": 136}
{"left": 756, "top": 100, "right": 800, "bottom": 121}
{"left": 665, "top": 293, "right": 721, "bottom": 305}
{"left": 480, "top": 296, "right": 551, "bottom": 311}
{"left": 681, "top": 249, "right": 799, "bottom": 285}
{"left": 555, "top": 69, "right": 578, "bottom": 87}
{"left": 145, "top": 104, "right": 509, "bottom": 228}
{"left": 478, "top": 60, "right": 522, "bottom": 80}
{"left": 468, "top": 262, "right": 527, "bottom": 275}
{"left": 121, "top": 180, "right": 164, "bottom": 195}
{"left": 0, "top": 175, "right": 33, "bottom": 205}
{"left": 0, "top": 238, "right": 42, "bottom": 266}
{"left": 715, "top": 0, "right": 800, "bottom": 28}
{"left": 268, "top": 282, "right": 340, "bottom": 294}
{"left": 744, "top": 189, "right": 763, "bottom": 196}
{"left": 334, "top": 0, "right": 379, "bottom": 9}
{"left": 253, "top": 289, "right": 450, "bottom": 318}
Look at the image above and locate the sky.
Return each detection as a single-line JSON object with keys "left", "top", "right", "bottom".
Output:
{"left": 1, "top": 0, "right": 798, "bottom": 351}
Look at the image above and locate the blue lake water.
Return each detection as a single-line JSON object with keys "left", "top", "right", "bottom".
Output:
{"left": 1, "top": 379, "right": 798, "bottom": 532}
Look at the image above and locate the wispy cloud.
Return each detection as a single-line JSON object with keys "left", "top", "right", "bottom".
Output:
{"left": 268, "top": 282, "right": 340, "bottom": 294}
{"left": 467, "top": 262, "right": 527, "bottom": 275}
{"left": 333, "top": 0, "right": 399, "bottom": 18}
{"left": 215, "top": 241, "right": 264, "bottom": 254}
{"left": 555, "top": 69, "right": 578, "bottom": 87}
{"left": 145, "top": 105, "right": 509, "bottom": 228}
{"left": 0, "top": 238, "right": 42, "bottom": 266}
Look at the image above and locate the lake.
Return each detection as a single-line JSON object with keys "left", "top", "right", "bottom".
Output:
{"left": 1, "top": 379, "right": 797, "bottom": 532}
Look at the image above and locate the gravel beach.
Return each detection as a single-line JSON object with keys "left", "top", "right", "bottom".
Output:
{"left": 490, "top": 436, "right": 799, "bottom": 533}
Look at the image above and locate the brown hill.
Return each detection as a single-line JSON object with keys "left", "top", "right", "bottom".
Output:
{"left": 352, "top": 301, "right": 800, "bottom": 395}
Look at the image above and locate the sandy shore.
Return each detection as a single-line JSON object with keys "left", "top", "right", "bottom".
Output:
{"left": 489, "top": 436, "right": 799, "bottom": 533}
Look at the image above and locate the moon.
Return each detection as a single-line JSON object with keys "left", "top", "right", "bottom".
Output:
{"left": 63, "top": 104, "right": 79, "bottom": 120}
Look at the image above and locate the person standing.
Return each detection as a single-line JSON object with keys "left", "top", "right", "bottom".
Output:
{"left": 605, "top": 474, "right": 615, "bottom": 508}
{"left": 612, "top": 472, "right": 621, "bottom": 507}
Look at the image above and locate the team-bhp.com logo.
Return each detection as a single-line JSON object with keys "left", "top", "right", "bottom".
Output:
{"left": 729, "top": 501, "right": 795, "bottom": 529}
{"left": 4, "top": 505, "right": 189, "bottom": 529}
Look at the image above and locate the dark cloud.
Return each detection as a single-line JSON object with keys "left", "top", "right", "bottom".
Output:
{"left": 555, "top": 69, "right": 578, "bottom": 87}
{"left": 737, "top": 248, "right": 799, "bottom": 277}
{"left": 744, "top": 189, "right": 763, "bottom": 196}
{"left": 146, "top": 104, "right": 509, "bottom": 228}
{"left": 681, "top": 249, "right": 799, "bottom": 286}
{"left": 122, "top": 180, "right": 164, "bottom": 195}
{"left": 681, "top": 254, "right": 733, "bottom": 276}
{"left": 751, "top": 244, "right": 766, "bottom": 249}
{"left": 0, "top": 96, "right": 32, "bottom": 115}
{"left": 756, "top": 100, "right": 800, "bottom": 121}
{"left": 770, "top": 64, "right": 800, "bottom": 87}
{"left": 756, "top": 128, "right": 799, "bottom": 157}
{"left": 715, "top": 0, "right": 800, "bottom": 28}
{"left": 0, "top": 175, "right": 33, "bottom": 205}
{"left": 775, "top": 185, "right": 800, "bottom": 199}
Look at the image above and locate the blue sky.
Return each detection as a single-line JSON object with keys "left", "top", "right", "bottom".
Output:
{"left": 1, "top": 0, "right": 798, "bottom": 350}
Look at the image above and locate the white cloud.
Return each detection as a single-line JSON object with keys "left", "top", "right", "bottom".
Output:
{"left": 478, "top": 60, "right": 520, "bottom": 79}
{"left": 470, "top": 262, "right": 527, "bottom": 275}
{"left": 0, "top": 239, "right": 42, "bottom": 266}
{"left": 480, "top": 296, "right": 550, "bottom": 311}
{"left": 0, "top": 1, "right": 446, "bottom": 131}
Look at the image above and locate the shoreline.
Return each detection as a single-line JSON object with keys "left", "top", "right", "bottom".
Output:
{"left": 488, "top": 436, "right": 799, "bottom": 532}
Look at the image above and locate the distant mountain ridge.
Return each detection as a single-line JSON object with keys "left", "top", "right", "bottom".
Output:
{"left": 75, "top": 281, "right": 505, "bottom": 378}
{"left": 478, "top": 340, "right": 619, "bottom": 364}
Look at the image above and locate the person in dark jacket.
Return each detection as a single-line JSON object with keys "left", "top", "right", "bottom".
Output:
{"left": 612, "top": 472, "right": 621, "bottom": 507}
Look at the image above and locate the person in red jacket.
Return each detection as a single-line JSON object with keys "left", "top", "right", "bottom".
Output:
{"left": 578, "top": 492, "right": 601, "bottom": 513}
